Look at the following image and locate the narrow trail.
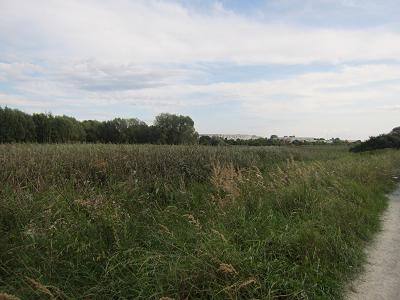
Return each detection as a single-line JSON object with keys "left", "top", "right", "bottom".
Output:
{"left": 347, "top": 186, "right": 400, "bottom": 300}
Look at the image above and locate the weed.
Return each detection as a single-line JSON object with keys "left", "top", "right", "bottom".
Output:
{"left": 0, "top": 144, "right": 399, "bottom": 299}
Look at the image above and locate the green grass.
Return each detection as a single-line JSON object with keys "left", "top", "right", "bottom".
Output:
{"left": 1, "top": 144, "right": 400, "bottom": 299}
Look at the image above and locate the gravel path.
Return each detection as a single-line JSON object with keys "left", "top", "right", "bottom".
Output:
{"left": 346, "top": 186, "right": 400, "bottom": 300}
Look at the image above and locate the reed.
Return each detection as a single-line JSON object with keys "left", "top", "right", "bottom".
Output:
{"left": 1, "top": 144, "right": 399, "bottom": 299}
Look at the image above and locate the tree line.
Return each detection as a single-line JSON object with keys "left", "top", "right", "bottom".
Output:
{"left": 198, "top": 135, "right": 283, "bottom": 146}
{"left": 0, "top": 106, "right": 359, "bottom": 146}
{"left": 0, "top": 107, "right": 198, "bottom": 144}
{"left": 350, "top": 127, "right": 400, "bottom": 152}
{"left": 198, "top": 135, "right": 349, "bottom": 147}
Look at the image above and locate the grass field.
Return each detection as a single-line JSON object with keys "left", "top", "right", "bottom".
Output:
{"left": 1, "top": 144, "right": 400, "bottom": 299}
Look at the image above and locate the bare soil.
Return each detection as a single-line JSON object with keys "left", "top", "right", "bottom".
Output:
{"left": 347, "top": 186, "right": 400, "bottom": 300}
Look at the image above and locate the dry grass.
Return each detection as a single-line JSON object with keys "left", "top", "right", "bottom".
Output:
{"left": 210, "top": 161, "right": 243, "bottom": 207}
{"left": 1, "top": 144, "right": 400, "bottom": 299}
{"left": 0, "top": 293, "right": 21, "bottom": 300}
{"left": 218, "top": 263, "right": 238, "bottom": 275}
{"left": 26, "top": 278, "right": 54, "bottom": 297}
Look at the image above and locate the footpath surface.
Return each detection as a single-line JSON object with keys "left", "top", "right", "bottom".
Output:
{"left": 347, "top": 186, "right": 400, "bottom": 300}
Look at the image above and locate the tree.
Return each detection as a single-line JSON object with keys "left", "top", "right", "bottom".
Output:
{"left": 0, "top": 107, "right": 203, "bottom": 145}
{"left": 154, "top": 113, "right": 198, "bottom": 145}
{"left": 32, "top": 113, "right": 53, "bottom": 143}
{"left": 199, "top": 135, "right": 212, "bottom": 145}
{"left": 98, "top": 118, "right": 149, "bottom": 144}
{"left": 199, "top": 135, "right": 226, "bottom": 146}
{"left": 98, "top": 119, "right": 124, "bottom": 143}
{"left": 125, "top": 119, "right": 149, "bottom": 144}
{"left": 82, "top": 120, "right": 101, "bottom": 143}
{"left": 391, "top": 127, "right": 400, "bottom": 135}
{"left": 350, "top": 129, "right": 400, "bottom": 153}
{"left": 0, "top": 107, "right": 36, "bottom": 143}
{"left": 50, "top": 115, "right": 85, "bottom": 143}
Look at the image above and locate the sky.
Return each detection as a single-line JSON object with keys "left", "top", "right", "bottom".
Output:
{"left": 1, "top": 0, "right": 400, "bottom": 140}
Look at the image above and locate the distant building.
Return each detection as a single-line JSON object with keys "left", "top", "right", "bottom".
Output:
{"left": 199, "top": 134, "right": 262, "bottom": 140}
{"left": 200, "top": 134, "right": 352, "bottom": 144}
{"left": 280, "top": 136, "right": 322, "bottom": 143}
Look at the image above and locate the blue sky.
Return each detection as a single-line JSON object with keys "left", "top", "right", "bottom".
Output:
{"left": 1, "top": 0, "right": 400, "bottom": 139}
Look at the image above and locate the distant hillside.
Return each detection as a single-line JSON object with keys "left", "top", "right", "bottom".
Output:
{"left": 350, "top": 127, "right": 400, "bottom": 152}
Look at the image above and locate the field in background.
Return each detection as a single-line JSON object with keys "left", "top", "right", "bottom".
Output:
{"left": 1, "top": 144, "right": 400, "bottom": 299}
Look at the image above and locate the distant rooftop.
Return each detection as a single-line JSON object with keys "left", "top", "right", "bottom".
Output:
{"left": 199, "top": 134, "right": 263, "bottom": 140}
{"left": 200, "top": 134, "right": 357, "bottom": 143}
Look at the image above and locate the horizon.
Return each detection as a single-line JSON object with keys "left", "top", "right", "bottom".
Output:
{"left": 0, "top": 105, "right": 370, "bottom": 140}
{"left": 1, "top": 0, "right": 400, "bottom": 140}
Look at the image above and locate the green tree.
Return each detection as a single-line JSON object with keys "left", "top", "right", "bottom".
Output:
{"left": 82, "top": 120, "right": 101, "bottom": 143}
{"left": 0, "top": 107, "right": 203, "bottom": 145}
{"left": 154, "top": 113, "right": 198, "bottom": 145}
{"left": 350, "top": 128, "right": 400, "bottom": 153}
{"left": 32, "top": 113, "right": 53, "bottom": 143}
{"left": 50, "top": 116, "right": 85, "bottom": 143}
{"left": 98, "top": 118, "right": 147, "bottom": 143}
{"left": 0, "top": 107, "right": 36, "bottom": 143}
{"left": 391, "top": 127, "right": 400, "bottom": 135}
{"left": 126, "top": 120, "right": 150, "bottom": 144}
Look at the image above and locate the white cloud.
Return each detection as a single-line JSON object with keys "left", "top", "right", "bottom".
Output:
{"left": 0, "top": 93, "right": 53, "bottom": 107}
{"left": 69, "top": 64, "right": 400, "bottom": 119}
{"left": 1, "top": 0, "right": 400, "bottom": 65}
{"left": 0, "top": 62, "right": 43, "bottom": 81}
{"left": 58, "top": 61, "right": 197, "bottom": 91}
{"left": 1, "top": 0, "right": 400, "bottom": 139}
{"left": 2, "top": 62, "right": 399, "bottom": 139}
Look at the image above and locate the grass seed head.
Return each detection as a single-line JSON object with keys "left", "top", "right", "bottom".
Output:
{"left": 26, "top": 278, "right": 53, "bottom": 297}
{"left": 218, "top": 263, "right": 238, "bottom": 275}
{"left": 0, "top": 293, "right": 21, "bottom": 300}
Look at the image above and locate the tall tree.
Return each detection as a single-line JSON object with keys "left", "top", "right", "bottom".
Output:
{"left": 0, "top": 107, "right": 36, "bottom": 143}
{"left": 82, "top": 120, "right": 101, "bottom": 143}
{"left": 154, "top": 113, "right": 198, "bottom": 145}
{"left": 32, "top": 113, "right": 53, "bottom": 143}
{"left": 0, "top": 107, "right": 203, "bottom": 145}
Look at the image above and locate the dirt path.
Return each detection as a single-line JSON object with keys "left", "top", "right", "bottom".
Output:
{"left": 346, "top": 186, "right": 400, "bottom": 300}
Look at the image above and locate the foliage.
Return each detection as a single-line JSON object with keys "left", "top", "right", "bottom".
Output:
{"left": 0, "top": 107, "right": 197, "bottom": 145}
{"left": 1, "top": 144, "right": 399, "bottom": 299}
{"left": 0, "top": 107, "right": 36, "bottom": 143}
{"left": 204, "top": 137, "right": 352, "bottom": 147}
{"left": 350, "top": 127, "right": 400, "bottom": 152}
{"left": 199, "top": 135, "right": 227, "bottom": 146}
{"left": 154, "top": 113, "right": 198, "bottom": 145}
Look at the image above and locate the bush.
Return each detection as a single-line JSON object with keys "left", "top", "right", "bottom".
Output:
{"left": 350, "top": 128, "right": 400, "bottom": 152}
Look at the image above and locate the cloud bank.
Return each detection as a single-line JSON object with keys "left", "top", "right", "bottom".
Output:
{"left": 0, "top": 0, "right": 399, "bottom": 139}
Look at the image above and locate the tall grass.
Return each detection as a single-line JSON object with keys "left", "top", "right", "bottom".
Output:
{"left": 0, "top": 144, "right": 399, "bottom": 299}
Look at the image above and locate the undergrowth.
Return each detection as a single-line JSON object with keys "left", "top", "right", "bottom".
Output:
{"left": 0, "top": 145, "right": 399, "bottom": 299}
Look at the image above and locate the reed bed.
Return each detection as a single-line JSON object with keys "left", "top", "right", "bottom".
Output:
{"left": 0, "top": 144, "right": 399, "bottom": 299}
